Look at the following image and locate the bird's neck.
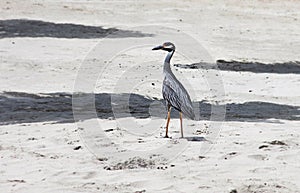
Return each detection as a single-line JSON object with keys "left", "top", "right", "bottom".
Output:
{"left": 163, "top": 50, "right": 175, "bottom": 73}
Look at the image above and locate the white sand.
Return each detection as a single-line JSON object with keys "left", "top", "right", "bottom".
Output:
{"left": 1, "top": 0, "right": 300, "bottom": 192}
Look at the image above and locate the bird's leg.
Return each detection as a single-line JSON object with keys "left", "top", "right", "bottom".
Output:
{"left": 180, "top": 112, "right": 184, "bottom": 138}
{"left": 164, "top": 105, "right": 171, "bottom": 138}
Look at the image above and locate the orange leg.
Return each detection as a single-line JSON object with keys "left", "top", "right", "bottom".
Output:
{"left": 180, "top": 112, "right": 184, "bottom": 138}
{"left": 164, "top": 105, "right": 171, "bottom": 138}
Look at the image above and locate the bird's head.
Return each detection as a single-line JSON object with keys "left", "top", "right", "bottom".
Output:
{"left": 152, "top": 42, "right": 175, "bottom": 52}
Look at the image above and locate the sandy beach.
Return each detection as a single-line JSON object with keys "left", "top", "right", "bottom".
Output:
{"left": 1, "top": 0, "right": 300, "bottom": 192}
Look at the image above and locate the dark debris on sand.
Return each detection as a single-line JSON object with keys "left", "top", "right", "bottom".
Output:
{"left": 266, "top": 140, "right": 287, "bottom": 146}
{"left": 104, "top": 157, "right": 165, "bottom": 170}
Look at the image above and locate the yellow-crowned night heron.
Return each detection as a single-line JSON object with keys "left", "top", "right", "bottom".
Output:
{"left": 152, "top": 42, "right": 195, "bottom": 138}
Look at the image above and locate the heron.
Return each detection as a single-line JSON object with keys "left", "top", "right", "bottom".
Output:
{"left": 152, "top": 42, "right": 195, "bottom": 138}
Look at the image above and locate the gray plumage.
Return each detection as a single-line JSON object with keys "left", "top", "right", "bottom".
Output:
{"left": 163, "top": 71, "right": 195, "bottom": 120}
{"left": 152, "top": 42, "right": 195, "bottom": 120}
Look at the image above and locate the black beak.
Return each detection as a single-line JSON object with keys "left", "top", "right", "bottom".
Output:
{"left": 152, "top": 45, "right": 163, "bottom": 50}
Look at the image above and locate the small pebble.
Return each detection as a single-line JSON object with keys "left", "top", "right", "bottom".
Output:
{"left": 73, "top": 146, "right": 82, "bottom": 150}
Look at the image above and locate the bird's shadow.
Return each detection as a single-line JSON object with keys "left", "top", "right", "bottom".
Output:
{"left": 184, "top": 136, "right": 208, "bottom": 142}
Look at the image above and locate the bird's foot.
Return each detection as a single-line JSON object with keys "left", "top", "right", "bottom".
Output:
{"left": 164, "top": 135, "right": 169, "bottom": 138}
